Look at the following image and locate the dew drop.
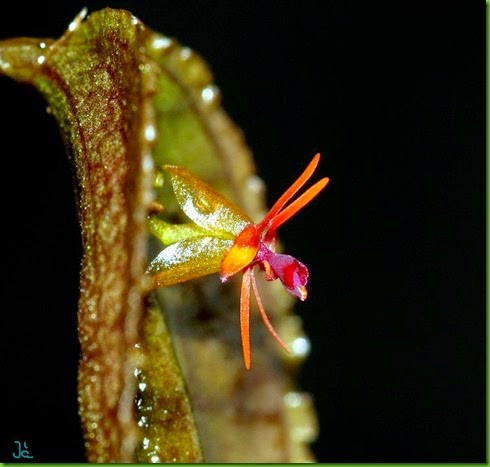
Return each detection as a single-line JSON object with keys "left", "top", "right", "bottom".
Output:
{"left": 0, "top": 60, "right": 11, "bottom": 71}
{"left": 151, "top": 35, "right": 173, "bottom": 52}
{"left": 179, "top": 47, "right": 192, "bottom": 61}
{"left": 284, "top": 391, "right": 302, "bottom": 408}
{"left": 283, "top": 391, "right": 318, "bottom": 444}
{"left": 144, "top": 124, "right": 156, "bottom": 142}
{"left": 200, "top": 85, "right": 220, "bottom": 106}
{"left": 246, "top": 174, "right": 265, "bottom": 194}
{"left": 291, "top": 336, "right": 311, "bottom": 358}
{"left": 68, "top": 8, "right": 87, "bottom": 32}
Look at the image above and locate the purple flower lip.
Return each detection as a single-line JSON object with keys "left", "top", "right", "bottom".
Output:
{"left": 255, "top": 242, "right": 309, "bottom": 300}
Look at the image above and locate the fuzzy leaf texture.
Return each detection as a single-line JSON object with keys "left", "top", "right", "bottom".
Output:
{"left": 0, "top": 8, "right": 318, "bottom": 462}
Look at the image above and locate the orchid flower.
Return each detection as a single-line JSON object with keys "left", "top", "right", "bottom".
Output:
{"left": 148, "top": 153, "right": 329, "bottom": 369}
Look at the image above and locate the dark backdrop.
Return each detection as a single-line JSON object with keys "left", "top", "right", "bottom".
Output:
{"left": 1, "top": 2, "right": 485, "bottom": 463}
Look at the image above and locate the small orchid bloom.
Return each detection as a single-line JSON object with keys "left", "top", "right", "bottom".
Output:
{"left": 148, "top": 153, "right": 329, "bottom": 369}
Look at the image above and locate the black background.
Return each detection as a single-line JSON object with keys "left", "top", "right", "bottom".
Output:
{"left": 1, "top": 1, "right": 485, "bottom": 463}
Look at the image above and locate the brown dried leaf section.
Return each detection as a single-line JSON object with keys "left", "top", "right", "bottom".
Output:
{"left": 0, "top": 9, "right": 158, "bottom": 462}
{"left": 41, "top": 11, "right": 154, "bottom": 462}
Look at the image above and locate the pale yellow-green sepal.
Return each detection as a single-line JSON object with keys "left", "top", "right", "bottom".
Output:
{"left": 149, "top": 216, "right": 211, "bottom": 246}
{"left": 165, "top": 165, "right": 252, "bottom": 237}
{"left": 148, "top": 236, "right": 234, "bottom": 288}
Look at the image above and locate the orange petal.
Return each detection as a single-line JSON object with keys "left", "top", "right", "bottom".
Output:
{"left": 220, "top": 224, "right": 260, "bottom": 281}
{"left": 265, "top": 177, "right": 329, "bottom": 241}
{"left": 240, "top": 268, "right": 252, "bottom": 369}
{"left": 257, "top": 153, "right": 321, "bottom": 232}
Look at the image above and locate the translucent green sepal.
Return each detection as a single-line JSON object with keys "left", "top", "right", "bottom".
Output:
{"left": 149, "top": 216, "right": 211, "bottom": 246}
{"left": 165, "top": 165, "right": 252, "bottom": 237}
{"left": 148, "top": 236, "right": 234, "bottom": 287}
